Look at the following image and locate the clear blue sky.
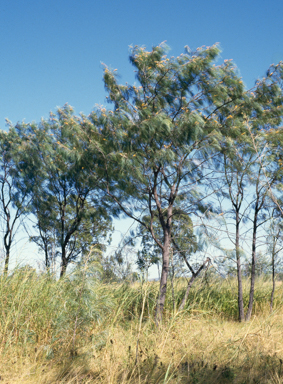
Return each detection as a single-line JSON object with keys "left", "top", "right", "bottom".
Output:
{"left": 1, "top": 0, "right": 283, "bottom": 126}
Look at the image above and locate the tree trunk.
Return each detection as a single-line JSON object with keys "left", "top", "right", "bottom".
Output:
{"left": 270, "top": 249, "right": 275, "bottom": 313}
{"left": 4, "top": 247, "right": 10, "bottom": 276}
{"left": 236, "top": 210, "right": 245, "bottom": 322}
{"left": 245, "top": 210, "right": 258, "bottom": 321}
{"left": 44, "top": 242, "right": 50, "bottom": 271}
{"left": 60, "top": 247, "right": 68, "bottom": 278}
{"left": 171, "top": 267, "right": 176, "bottom": 313}
{"left": 179, "top": 257, "right": 210, "bottom": 311}
{"left": 179, "top": 274, "right": 196, "bottom": 311}
{"left": 3, "top": 227, "right": 12, "bottom": 275}
{"left": 155, "top": 230, "right": 170, "bottom": 325}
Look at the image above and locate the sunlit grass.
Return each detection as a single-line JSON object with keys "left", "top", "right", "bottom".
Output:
{"left": 1, "top": 269, "right": 283, "bottom": 383}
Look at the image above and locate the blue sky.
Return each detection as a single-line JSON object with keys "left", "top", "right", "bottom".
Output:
{"left": 1, "top": 0, "right": 283, "bottom": 272}
{"left": 1, "top": 0, "right": 283, "bottom": 126}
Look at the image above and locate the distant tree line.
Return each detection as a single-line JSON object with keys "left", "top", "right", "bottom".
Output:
{"left": 1, "top": 43, "right": 283, "bottom": 323}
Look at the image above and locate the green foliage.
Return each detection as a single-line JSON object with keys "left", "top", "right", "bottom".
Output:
{"left": 0, "top": 128, "right": 32, "bottom": 272}
{"left": 13, "top": 105, "right": 113, "bottom": 275}
{"left": 0, "top": 265, "right": 113, "bottom": 358}
{"left": 1, "top": 42, "right": 283, "bottom": 322}
{"left": 83, "top": 42, "right": 257, "bottom": 321}
{"left": 94, "top": 251, "right": 139, "bottom": 283}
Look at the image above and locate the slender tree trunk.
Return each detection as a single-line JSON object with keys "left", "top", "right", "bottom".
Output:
{"left": 245, "top": 210, "right": 258, "bottom": 321}
{"left": 60, "top": 259, "right": 67, "bottom": 278}
{"left": 179, "top": 258, "right": 210, "bottom": 311}
{"left": 4, "top": 247, "right": 10, "bottom": 275}
{"left": 60, "top": 247, "right": 68, "bottom": 278}
{"left": 179, "top": 274, "right": 196, "bottom": 311}
{"left": 270, "top": 249, "right": 275, "bottom": 313}
{"left": 270, "top": 229, "right": 280, "bottom": 313}
{"left": 155, "top": 230, "right": 170, "bottom": 325}
{"left": 171, "top": 267, "right": 176, "bottom": 313}
{"left": 236, "top": 211, "right": 245, "bottom": 322}
{"left": 44, "top": 242, "right": 50, "bottom": 271}
{"left": 3, "top": 227, "right": 12, "bottom": 275}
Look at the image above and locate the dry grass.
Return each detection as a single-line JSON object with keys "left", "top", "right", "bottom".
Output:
{"left": 67, "top": 310, "right": 283, "bottom": 384}
{"left": 1, "top": 271, "right": 283, "bottom": 383}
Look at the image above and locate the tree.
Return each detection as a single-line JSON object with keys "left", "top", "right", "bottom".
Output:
{"left": 135, "top": 210, "right": 208, "bottom": 309}
{"left": 265, "top": 218, "right": 283, "bottom": 311}
{"left": 219, "top": 136, "right": 269, "bottom": 321}
{"left": 210, "top": 61, "right": 283, "bottom": 321}
{"left": 84, "top": 42, "right": 249, "bottom": 323}
{"left": 244, "top": 68, "right": 283, "bottom": 320}
{"left": 245, "top": 154, "right": 274, "bottom": 321}
{"left": 0, "top": 128, "right": 31, "bottom": 274}
{"left": 103, "top": 248, "right": 138, "bottom": 283}
{"left": 15, "top": 105, "right": 113, "bottom": 276}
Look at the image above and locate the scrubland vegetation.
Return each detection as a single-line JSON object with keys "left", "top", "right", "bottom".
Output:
{"left": 1, "top": 267, "right": 283, "bottom": 383}
{"left": 2, "top": 42, "right": 283, "bottom": 382}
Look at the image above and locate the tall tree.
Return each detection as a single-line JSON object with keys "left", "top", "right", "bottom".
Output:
{"left": 84, "top": 43, "right": 248, "bottom": 323}
{"left": 217, "top": 62, "right": 283, "bottom": 321}
{"left": 222, "top": 147, "right": 251, "bottom": 321}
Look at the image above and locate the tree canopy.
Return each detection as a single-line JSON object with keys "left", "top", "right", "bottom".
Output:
{"left": 1, "top": 42, "right": 283, "bottom": 323}
{"left": 81, "top": 43, "right": 283, "bottom": 322}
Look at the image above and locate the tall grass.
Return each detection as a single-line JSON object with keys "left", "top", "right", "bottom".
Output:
{"left": 112, "top": 276, "right": 283, "bottom": 321}
{"left": 0, "top": 265, "right": 113, "bottom": 382}
{"left": 1, "top": 269, "right": 283, "bottom": 382}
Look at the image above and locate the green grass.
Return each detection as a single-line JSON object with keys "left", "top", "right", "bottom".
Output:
{"left": 1, "top": 268, "right": 283, "bottom": 383}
